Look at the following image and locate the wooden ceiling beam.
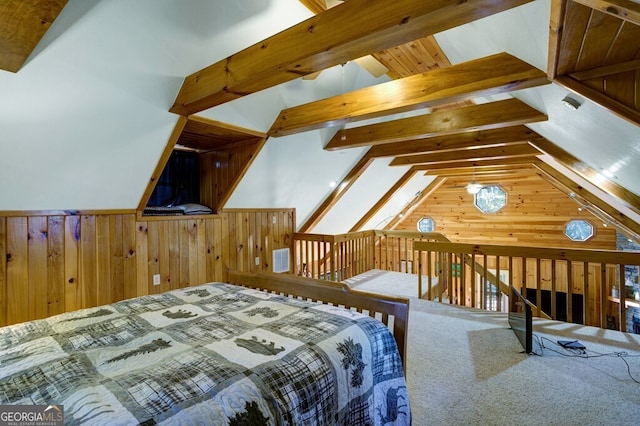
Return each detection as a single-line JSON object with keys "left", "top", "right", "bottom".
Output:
{"left": 572, "top": 0, "right": 640, "bottom": 25}
{"left": 298, "top": 154, "right": 375, "bottom": 233}
{"left": 555, "top": 76, "right": 640, "bottom": 126}
{"left": 0, "top": 0, "right": 68, "bottom": 72}
{"left": 390, "top": 143, "right": 540, "bottom": 166}
{"left": 385, "top": 177, "right": 448, "bottom": 230}
{"left": 324, "top": 98, "right": 546, "bottom": 150}
{"left": 531, "top": 137, "right": 640, "bottom": 217}
{"left": 170, "top": 0, "right": 535, "bottom": 116}
{"left": 534, "top": 161, "right": 640, "bottom": 237}
{"left": 570, "top": 58, "right": 640, "bottom": 80}
{"left": 424, "top": 165, "right": 533, "bottom": 177}
{"left": 349, "top": 168, "right": 418, "bottom": 232}
{"left": 367, "top": 126, "right": 541, "bottom": 158}
{"left": 412, "top": 157, "right": 539, "bottom": 171}
{"left": 269, "top": 53, "right": 548, "bottom": 137}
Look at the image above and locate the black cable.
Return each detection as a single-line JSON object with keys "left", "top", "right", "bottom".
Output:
{"left": 532, "top": 333, "right": 640, "bottom": 384}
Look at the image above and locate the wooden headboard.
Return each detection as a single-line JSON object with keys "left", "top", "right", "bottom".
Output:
{"left": 227, "top": 270, "right": 410, "bottom": 371}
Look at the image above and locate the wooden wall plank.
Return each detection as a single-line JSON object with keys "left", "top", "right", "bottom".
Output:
{"left": 168, "top": 221, "right": 180, "bottom": 290}
{"left": 6, "top": 217, "right": 28, "bottom": 324}
{"left": 80, "top": 215, "right": 97, "bottom": 308}
{"left": 0, "top": 218, "right": 6, "bottom": 326}
{"left": 28, "top": 216, "right": 48, "bottom": 320}
{"left": 157, "top": 221, "right": 170, "bottom": 293}
{"left": 0, "top": 210, "right": 295, "bottom": 325}
{"left": 47, "top": 216, "right": 65, "bottom": 317}
{"left": 64, "top": 216, "right": 81, "bottom": 312}
{"left": 135, "top": 221, "right": 149, "bottom": 297}
{"left": 109, "top": 215, "right": 124, "bottom": 304}
{"left": 95, "top": 215, "right": 111, "bottom": 306}
{"left": 123, "top": 215, "right": 137, "bottom": 300}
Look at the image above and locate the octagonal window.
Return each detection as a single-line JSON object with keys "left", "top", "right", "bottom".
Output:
{"left": 565, "top": 219, "right": 594, "bottom": 242}
{"left": 474, "top": 185, "right": 507, "bottom": 213}
{"left": 417, "top": 217, "right": 435, "bottom": 233}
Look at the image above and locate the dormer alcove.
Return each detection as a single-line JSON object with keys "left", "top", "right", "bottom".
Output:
{"left": 137, "top": 116, "right": 267, "bottom": 219}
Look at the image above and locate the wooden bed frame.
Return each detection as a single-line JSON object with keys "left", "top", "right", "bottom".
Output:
{"left": 227, "top": 270, "right": 410, "bottom": 370}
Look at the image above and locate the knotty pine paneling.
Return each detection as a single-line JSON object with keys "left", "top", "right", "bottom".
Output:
{"left": 0, "top": 209, "right": 294, "bottom": 326}
{"left": 394, "top": 173, "right": 617, "bottom": 250}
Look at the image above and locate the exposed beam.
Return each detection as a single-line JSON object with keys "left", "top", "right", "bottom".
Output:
{"left": 555, "top": 76, "right": 640, "bottom": 126}
{"left": 531, "top": 138, "right": 640, "bottom": 218}
{"left": 324, "top": 98, "right": 546, "bottom": 150}
{"left": 413, "top": 157, "right": 539, "bottom": 171}
{"left": 170, "top": 0, "right": 535, "bottom": 115}
{"left": 269, "top": 53, "right": 548, "bottom": 137}
{"left": 390, "top": 143, "right": 540, "bottom": 166}
{"left": 385, "top": 177, "right": 448, "bottom": 230}
{"left": 572, "top": 0, "right": 640, "bottom": 25}
{"left": 570, "top": 58, "right": 640, "bottom": 81}
{"left": 349, "top": 168, "right": 418, "bottom": 232}
{"left": 534, "top": 162, "right": 640, "bottom": 238}
{"left": 298, "top": 154, "right": 375, "bottom": 232}
{"left": 0, "top": 0, "right": 68, "bottom": 73}
{"left": 367, "top": 126, "right": 541, "bottom": 158}
{"left": 424, "top": 165, "right": 533, "bottom": 177}
{"left": 547, "top": 0, "right": 567, "bottom": 80}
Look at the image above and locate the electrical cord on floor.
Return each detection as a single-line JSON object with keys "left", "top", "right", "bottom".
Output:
{"left": 532, "top": 334, "right": 640, "bottom": 384}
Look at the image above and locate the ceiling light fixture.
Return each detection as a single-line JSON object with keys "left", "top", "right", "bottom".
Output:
{"left": 561, "top": 95, "right": 581, "bottom": 110}
{"left": 466, "top": 182, "right": 483, "bottom": 195}
{"left": 466, "top": 169, "right": 482, "bottom": 194}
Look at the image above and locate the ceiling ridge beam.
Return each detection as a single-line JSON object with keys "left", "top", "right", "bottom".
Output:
{"left": 170, "top": 0, "right": 535, "bottom": 115}
{"left": 367, "top": 126, "right": 542, "bottom": 158}
{"left": 269, "top": 53, "right": 548, "bottom": 137}
{"left": 349, "top": 167, "right": 418, "bottom": 232}
{"left": 324, "top": 98, "right": 546, "bottom": 150}
{"left": 298, "top": 153, "right": 375, "bottom": 233}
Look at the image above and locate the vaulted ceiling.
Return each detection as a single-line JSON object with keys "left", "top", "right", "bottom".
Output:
{"left": 1, "top": 0, "right": 639, "bottom": 239}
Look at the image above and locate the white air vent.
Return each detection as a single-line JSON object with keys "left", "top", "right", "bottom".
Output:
{"left": 272, "top": 248, "right": 290, "bottom": 273}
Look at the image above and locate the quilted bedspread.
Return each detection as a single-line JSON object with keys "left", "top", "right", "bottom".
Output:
{"left": 0, "top": 282, "right": 410, "bottom": 425}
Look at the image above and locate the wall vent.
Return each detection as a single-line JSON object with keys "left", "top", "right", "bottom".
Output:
{"left": 272, "top": 248, "right": 290, "bottom": 273}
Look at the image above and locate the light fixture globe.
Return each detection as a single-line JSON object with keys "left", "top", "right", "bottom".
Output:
{"left": 466, "top": 182, "right": 483, "bottom": 194}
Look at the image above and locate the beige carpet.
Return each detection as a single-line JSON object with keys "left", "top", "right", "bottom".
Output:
{"left": 346, "top": 270, "right": 640, "bottom": 425}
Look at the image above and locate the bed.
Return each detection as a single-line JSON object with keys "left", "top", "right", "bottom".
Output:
{"left": 0, "top": 271, "right": 410, "bottom": 425}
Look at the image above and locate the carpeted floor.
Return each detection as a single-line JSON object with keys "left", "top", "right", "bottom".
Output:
{"left": 346, "top": 270, "right": 640, "bottom": 425}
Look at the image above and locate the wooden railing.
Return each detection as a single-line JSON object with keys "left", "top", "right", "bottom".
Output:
{"left": 293, "top": 230, "right": 449, "bottom": 282}
{"left": 293, "top": 230, "right": 640, "bottom": 333}
{"left": 415, "top": 241, "right": 640, "bottom": 332}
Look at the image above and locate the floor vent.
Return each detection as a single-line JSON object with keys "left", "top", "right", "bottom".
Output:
{"left": 272, "top": 248, "right": 290, "bottom": 273}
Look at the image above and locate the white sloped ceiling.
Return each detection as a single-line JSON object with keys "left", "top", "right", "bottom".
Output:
{"left": 1, "top": 0, "right": 639, "bottom": 237}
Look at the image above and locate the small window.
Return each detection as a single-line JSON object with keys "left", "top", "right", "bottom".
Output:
{"left": 565, "top": 219, "right": 594, "bottom": 242}
{"left": 417, "top": 217, "right": 435, "bottom": 232}
{"left": 474, "top": 185, "right": 507, "bottom": 214}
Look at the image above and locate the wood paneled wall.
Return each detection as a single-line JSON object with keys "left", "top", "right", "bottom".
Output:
{"left": 395, "top": 173, "right": 617, "bottom": 249}
{"left": 0, "top": 209, "right": 294, "bottom": 326}
{"left": 200, "top": 138, "right": 265, "bottom": 212}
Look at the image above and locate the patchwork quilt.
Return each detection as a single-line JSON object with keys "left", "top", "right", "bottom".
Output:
{"left": 0, "top": 282, "right": 410, "bottom": 425}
